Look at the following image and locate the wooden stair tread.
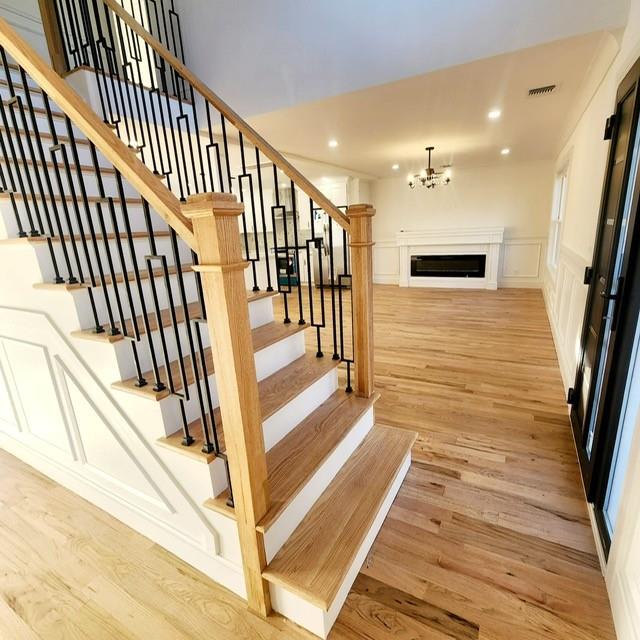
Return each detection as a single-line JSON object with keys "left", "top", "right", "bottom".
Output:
{"left": 0, "top": 95, "right": 66, "bottom": 122}
{"left": 157, "top": 416, "right": 223, "bottom": 464}
{"left": 262, "top": 425, "right": 416, "bottom": 610}
{"left": 114, "top": 319, "right": 306, "bottom": 400}
{"left": 34, "top": 263, "right": 193, "bottom": 291}
{"left": 73, "top": 300, "right": 202, "bottom": 343}
{"left": 0, "top": 125, "right": 90, "bottom": 146}
{"left": 1, "top": 230, "right": 171, "bottom": 246}
{"left": 257, "top": 390, "right": 378, "bottom": 533}
{"left": 1, "top": 191, "right": 143, "bottom": 207}
{"left": 73, "top": 291, "right": 276, "bottom": 343}
{"left": 259, "top": 352, "right": 339, "bottom": 421}
{"left": 203, "top": 491, "right": 234, "bottom": 518}
{"left": 0, "top": 156, "right": 117, "bottom": 175}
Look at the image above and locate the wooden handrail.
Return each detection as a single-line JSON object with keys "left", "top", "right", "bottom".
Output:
{"left": 0, "top": 17, "right": 196, "bottom": 250}
{"left": 100, "top": 0, "right": 351, "bottom": 232}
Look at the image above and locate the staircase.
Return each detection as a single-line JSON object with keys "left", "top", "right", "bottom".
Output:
{"left": 0, "top": 3, "right": 415, "bottom": 637}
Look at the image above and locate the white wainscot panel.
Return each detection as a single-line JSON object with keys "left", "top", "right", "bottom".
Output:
{"left": 61, "top": 367, "right": 168, "bottom": 512}
{"left": 499, "top": 237, "right": 546, "bottom": 288}
{"left": 543, "top": 245, "right": 589, "bottom": 389}
{"left": 0, "top": 352, "right": 18, "bottom": 430}
{"left": 373, "top": 240, "right": 399, "bottom": 285}
{"left": 0, "top": 337, "right": 73, "bottom": 455}
{"left": 0, "top": 307, "right": 245, "bottom": 598}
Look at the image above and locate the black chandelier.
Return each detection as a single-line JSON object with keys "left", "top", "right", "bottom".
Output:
{"left": 407, "top": 146, "right": 452, "bottom": 189}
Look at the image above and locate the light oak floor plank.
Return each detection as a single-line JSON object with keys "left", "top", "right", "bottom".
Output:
{"left": 0, "top": 286, "right": 615, "bottom": 639}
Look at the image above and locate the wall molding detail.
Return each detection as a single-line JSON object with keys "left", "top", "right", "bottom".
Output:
{"left": 0, "top": 305, "right": 246, "bottom": 599}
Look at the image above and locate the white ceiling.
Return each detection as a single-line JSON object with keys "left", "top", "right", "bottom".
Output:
{"left": 179, "top": 0, "right": 629, "bottom": 117}
{"left": 245, "top": 31, "right": 619, "bottom": 176}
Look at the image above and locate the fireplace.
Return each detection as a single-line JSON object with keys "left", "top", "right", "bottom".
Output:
{"left": 411, "top": 254, "right": 486, "bottom": 278}
{"left": 396, "top": 227, "right": 504, "bottom": 289}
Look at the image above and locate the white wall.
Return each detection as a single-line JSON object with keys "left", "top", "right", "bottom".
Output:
{"left": 0, "top": 1, "right": 49, "bottom": 61}
{"left": 542, "top": 0, "right": 640, "bottom": 637}
{"left": 370, "top": 160, "right": 553, "bottom": 287}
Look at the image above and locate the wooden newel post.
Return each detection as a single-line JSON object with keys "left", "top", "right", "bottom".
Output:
{"left": 37, "top": 0, "right": 68, "bottom": 75}
{"left": 182, "top": 193, "right": 271, "bottom": 617}
{"left": 348, "top": 204, "right": 375, "bottom": 398}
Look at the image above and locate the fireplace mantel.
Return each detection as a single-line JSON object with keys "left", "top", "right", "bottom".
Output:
{"left": 396, "top": 227, "right": 504, "bottom": 289}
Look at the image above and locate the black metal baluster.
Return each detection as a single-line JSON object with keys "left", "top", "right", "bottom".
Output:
{"left": 328, "top": 216, "right": 339, "bottom": 360}
{"left": 40, "top": 90, "right": 77, "bottom": 283}
{"left": 18, "top": 68, "right": 64, "bottom": 283}
{"left": 204, "top": 103, "right": 223, "bottom": 193}
{"left": 271, "top": 165, "right": 290, "bottom": 323}
{"left": 106, "top": 192, "right": 147, "bottom": 387}
{"left": 221, "top": 115, "right": 232, "bottom": 193}
{"left": 0, "top": 124, "right": 27, "bottom": 239}
{"left": 290, "top": 179, "right": 305, "bottom": 325}
{"left": 309, "top": 200, "right": 326, "bottom": 358}
{"left": 238, "top": 133, "right": 259, "bottom": 291}
{"left": 255, "top": 149, "right": 273, "bottom": 291}
{"left": 57, "top": 119, "right": 103, "bottom": 308}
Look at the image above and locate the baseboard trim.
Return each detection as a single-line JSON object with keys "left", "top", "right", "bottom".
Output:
{"left": 373, "top": 274, "right": 399, "bottom": 285}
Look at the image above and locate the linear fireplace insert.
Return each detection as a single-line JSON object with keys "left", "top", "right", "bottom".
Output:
{"left": 411, "top": 254, "right": 486, "bottom": 278}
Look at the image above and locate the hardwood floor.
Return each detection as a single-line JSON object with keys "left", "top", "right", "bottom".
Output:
{"left": 0, "top": 286, "right": 615, "bottom": 639}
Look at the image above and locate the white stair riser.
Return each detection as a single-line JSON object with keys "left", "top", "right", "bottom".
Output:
{"left": 1, "top": 158, "right": 142, "bottom": 199}
{"left": 263, "top": 367, "right": 338, "bottom": 451}
{"left": 263, "top": 405, "right": 375, "bottom": 563}
{"left": 0, "top": 198, "right": 168, "bottom": 238}
{"left": 29, "top": 235, "right": 190, "bottom": 286}
{"left": 0, "top": 110, "right": 85, "bottom": 145}
{"left": 106, "top": 295, "right": 284, "bottom": 382}
{"left": 137, "top": 330, "right": 305, "bottom": 431}
{"left": 51, "top": 271, "right": 201, "bottom": 331}
{"left": 269, "top": 452, "right": 412, "bottom": 639}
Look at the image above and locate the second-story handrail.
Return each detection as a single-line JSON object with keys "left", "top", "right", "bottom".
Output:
{"left": 0, "top": 16, "right": 195, "bottom": 249}
{"left": 99, "top": 0, "right": 350, "bottom": 232}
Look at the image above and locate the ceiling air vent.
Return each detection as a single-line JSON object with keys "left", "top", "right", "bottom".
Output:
{"left": 528, "top": 84, "right": 557, "bottom": 97}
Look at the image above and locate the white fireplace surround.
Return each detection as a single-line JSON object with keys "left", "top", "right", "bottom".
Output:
{"left": 396, "top": 227, "right": 504, "bottom": 289}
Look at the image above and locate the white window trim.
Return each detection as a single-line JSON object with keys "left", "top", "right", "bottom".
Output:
{"left": 547, "top": 165, "right": 570, "bottom": 273}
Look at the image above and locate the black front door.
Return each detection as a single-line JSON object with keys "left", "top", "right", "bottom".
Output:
{"left": 571, "top": 57, "right": 640, "bottom": 502}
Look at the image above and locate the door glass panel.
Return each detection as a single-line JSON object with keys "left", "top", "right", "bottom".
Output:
{"left": 604, "top": 318, "right": 640, "bottom": 534}
{"left": 586, "top": 106, "right": 640, "bottom": 457}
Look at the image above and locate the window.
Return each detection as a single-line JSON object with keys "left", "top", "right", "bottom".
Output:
{"left": 547, "top": 169, "right": 568, "bottom": 271}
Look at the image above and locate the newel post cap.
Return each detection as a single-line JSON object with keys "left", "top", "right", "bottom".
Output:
{"left": 182, "top": 192, "right": 244, "bottom": 219}
{"left": 347, "top": 203, "right": 376, "bottom": 218}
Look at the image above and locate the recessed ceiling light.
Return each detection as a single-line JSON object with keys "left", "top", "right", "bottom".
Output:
{"left": 488, "top": 109, "right": 502, "bottom": 120}
{"left": 392, "top": 164, "right": 400, "bottom": 170}
{"left": 501, "top": 147, "right": 511, "bottom": 155}
{"left": 328, "top": 139, "right": 338, "bottom": 148}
